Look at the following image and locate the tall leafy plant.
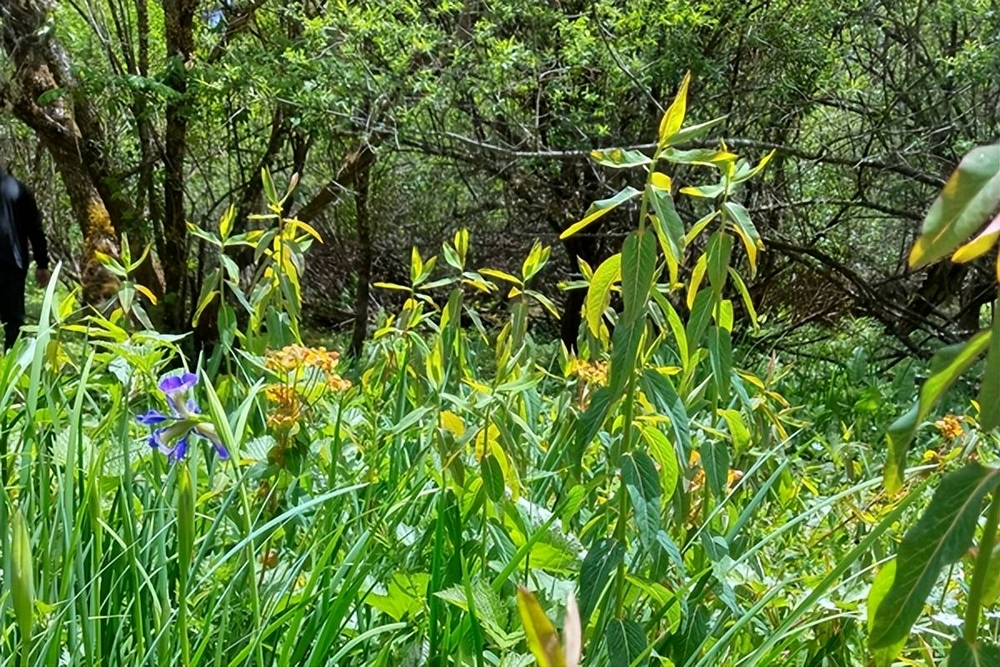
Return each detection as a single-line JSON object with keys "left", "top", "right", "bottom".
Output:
{"left": 870, "top": 143, "right": 1000, "bottom": 664}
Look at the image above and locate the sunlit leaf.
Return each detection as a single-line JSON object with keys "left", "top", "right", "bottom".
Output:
{"left": 586, "top": 254, "right": 621, "bottom": 337}
{"left": 658, "top": 71, "right": 691, "bottom": 145}
{"left": 516, "top": 586, "right": 565, "bottom": 667}
{"left": 560, "top": 187, "right": 642, "bottom": 240}
{"left": 910, "top": 144, "right": 1000, "bottom": 269}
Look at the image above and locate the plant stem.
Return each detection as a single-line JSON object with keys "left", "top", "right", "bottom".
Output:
{"left": 964, "top": 491, "right": 1000, "bottom": 644}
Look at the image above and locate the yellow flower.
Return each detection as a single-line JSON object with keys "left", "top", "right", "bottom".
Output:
{"left": 569, "top": 359, "right": 609, "bottom": 386}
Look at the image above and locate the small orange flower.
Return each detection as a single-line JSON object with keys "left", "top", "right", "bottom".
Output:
{"left": 934, "top": 415, "right": 963, "bottom": 441}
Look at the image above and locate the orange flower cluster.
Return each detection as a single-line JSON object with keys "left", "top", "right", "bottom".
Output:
{"left": 264, "top": 344, "right": 352, "bottom": 392}
{"left": 568, "top": 359, "right": 609, "bottom": 386}
{"left": 934, "top": 415, "right": 963, "bottom": 441}
{"left": 265, "top": 384, "right": 301, "bottom": 429}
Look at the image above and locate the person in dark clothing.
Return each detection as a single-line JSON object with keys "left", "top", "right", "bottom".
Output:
{"left": 0, "top": 164, "right": 50, "bottom": 350}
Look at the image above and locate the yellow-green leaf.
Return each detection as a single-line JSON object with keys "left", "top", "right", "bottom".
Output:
{"left": 516, "top": 586, "right": 565, "bottom": 667}
{"left": 658, "top": 71, "right": 691, "bottom": 146}
{"left": 687, "top": 254, "right": 708, "bottom": 310}
{"left": 951, "top": 213, "right": 1000, "bottom": 263}
{"left": 585, "top": 254, "right": 621, "bottom": 337}
{"left": 560, "top": 186, "right": 641, "bottom": 240}
{"left": 910, "top": 144, "right": 1000, "bottom": 269}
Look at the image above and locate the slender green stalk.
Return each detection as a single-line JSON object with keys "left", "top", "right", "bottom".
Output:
{"left": 963, "top": 492, "right": 1000, "bottom": 644}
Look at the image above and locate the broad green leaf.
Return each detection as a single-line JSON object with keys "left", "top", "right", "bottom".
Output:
{"left": 717, "top": 409, "right": 750, "bottom": 453}
{"left": 684, "top": 211, "right": 720, "bottom": 246}
{"left": 686, "top": 288, "right": 715, "bottom": 349}
{"left": 658, "top": 71, "right": 691, "bottom": 145}
{"left": 706, "top": 232, "right": 733, "bottom": 299}
{"left": 608, "top": 319, "right": 644, "bottom": 399}
{"left": 490, "top": 439, "right": 521, "bottom": 501}
{"left": 578, "top": 538, "right": 624, "bottom": 625}
{"left": 517, "top": 586, "right": 565, "bottom": 667}
{"left": 724, "top": 202, "right": 763, "bottom": 276}
{"left": 639, "top": 424, "right": 680, "bottom": 499}
{"left": 622, "top": 451, "right": 663, "bottom": 550}
{"left": 605, "top": 618, "right": 646, "bottom": 667}
{"left": 560, "top": 187, "right": 642, "bottom": 240}
{"left": 866, "top": 560, "right": 906, "bottom": 667}
{"left": 871, "top": 463, "right": 1000, "bottom": 648}
{"left": 708, "top": 326, "right": 733, "bottom": 401}
{"left": 590, "top": 148, "right": 652, "bottom": 168}
{"left": 885, "top": 331, "right": 992, "bottom": 492}
{"left": 952, "top": 214, "right": 1000, "bottom": 263}
{"left": 586, "top": 254, "right": 622, "bottom": 337}
{"left": 702, "top": 440, "right": 730, "bottom": 499}
{"left": 621, "top": 231, "right": 657, "bottom": 324}
{"left": 978, "top": 305, "right": 1000, "bottom": 430}
{"left": 910, "top": 144, "right": 1000, "bottom": 269}
{"left": 641, "top": 369, "right": 691, "bottom": 455}
{"left": 576, "top": 387, "right": 616, "bottom": 455}
{"left": 482, "top": 455, "right": 505, "bottom": 502}
{"left": 947, "top": 639, "right": 1000, "bottom": 667}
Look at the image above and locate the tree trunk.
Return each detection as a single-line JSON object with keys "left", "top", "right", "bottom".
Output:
{"left": 350, "top": 151, "right": 375, "bottom": 356}
{"left": 161, "top": 0, "right": 198, "bottom": 330}
{"left": 1, "top": 0, "right": 120, "bottom": 303}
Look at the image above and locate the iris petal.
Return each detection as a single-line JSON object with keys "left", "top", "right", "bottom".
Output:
{"left": 169, "top": 437, "right": 189, "bottom": 462}
{"left": 137, "top": 409, "right": 170, "bottom": 426}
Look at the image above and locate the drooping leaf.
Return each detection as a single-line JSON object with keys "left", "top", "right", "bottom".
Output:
{"left": 885, "top": 331, "right": 992, "bottom": 492}
{"left": 866, "top": 560, "right": 906, "bottom": 667}
{"left": 560, "top": 187, "right": 642, "bottom": 240}
{"left": 947, "top": 639, "right": 1000, "bottom": 667}
{"left": 517, "top": 586, "right": 565, "bottom": 667}
{"left": 621, "top": 231, "right": 657, "bottom": 324}
{"left": 605, "top": 618, "right": 647, "bottom": 667}
{"left": 724, "top": 202, "right": 763, "bottom": 276}
{"left": 910, "top": 144, "right": 1000, "bottom": 269}
{"left": 622, "top": 451, "right": 663, "bottom": 550}
{"left": 578, "top": 538, "right": 624, "bottom": 625}
{"left": 586, "top": 254, "right": 622, "bottom": 337}
{"left": 870, "top": 463, "right": 1000, "bottom": 648}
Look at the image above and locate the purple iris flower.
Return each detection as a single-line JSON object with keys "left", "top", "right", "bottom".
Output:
{"left": 137, "top": 372, "right": 229, "bottom": 462}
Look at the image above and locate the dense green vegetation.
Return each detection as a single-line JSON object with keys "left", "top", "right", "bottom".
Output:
{"left": 1, "top": 1, "right": 999, "bottom": 666}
